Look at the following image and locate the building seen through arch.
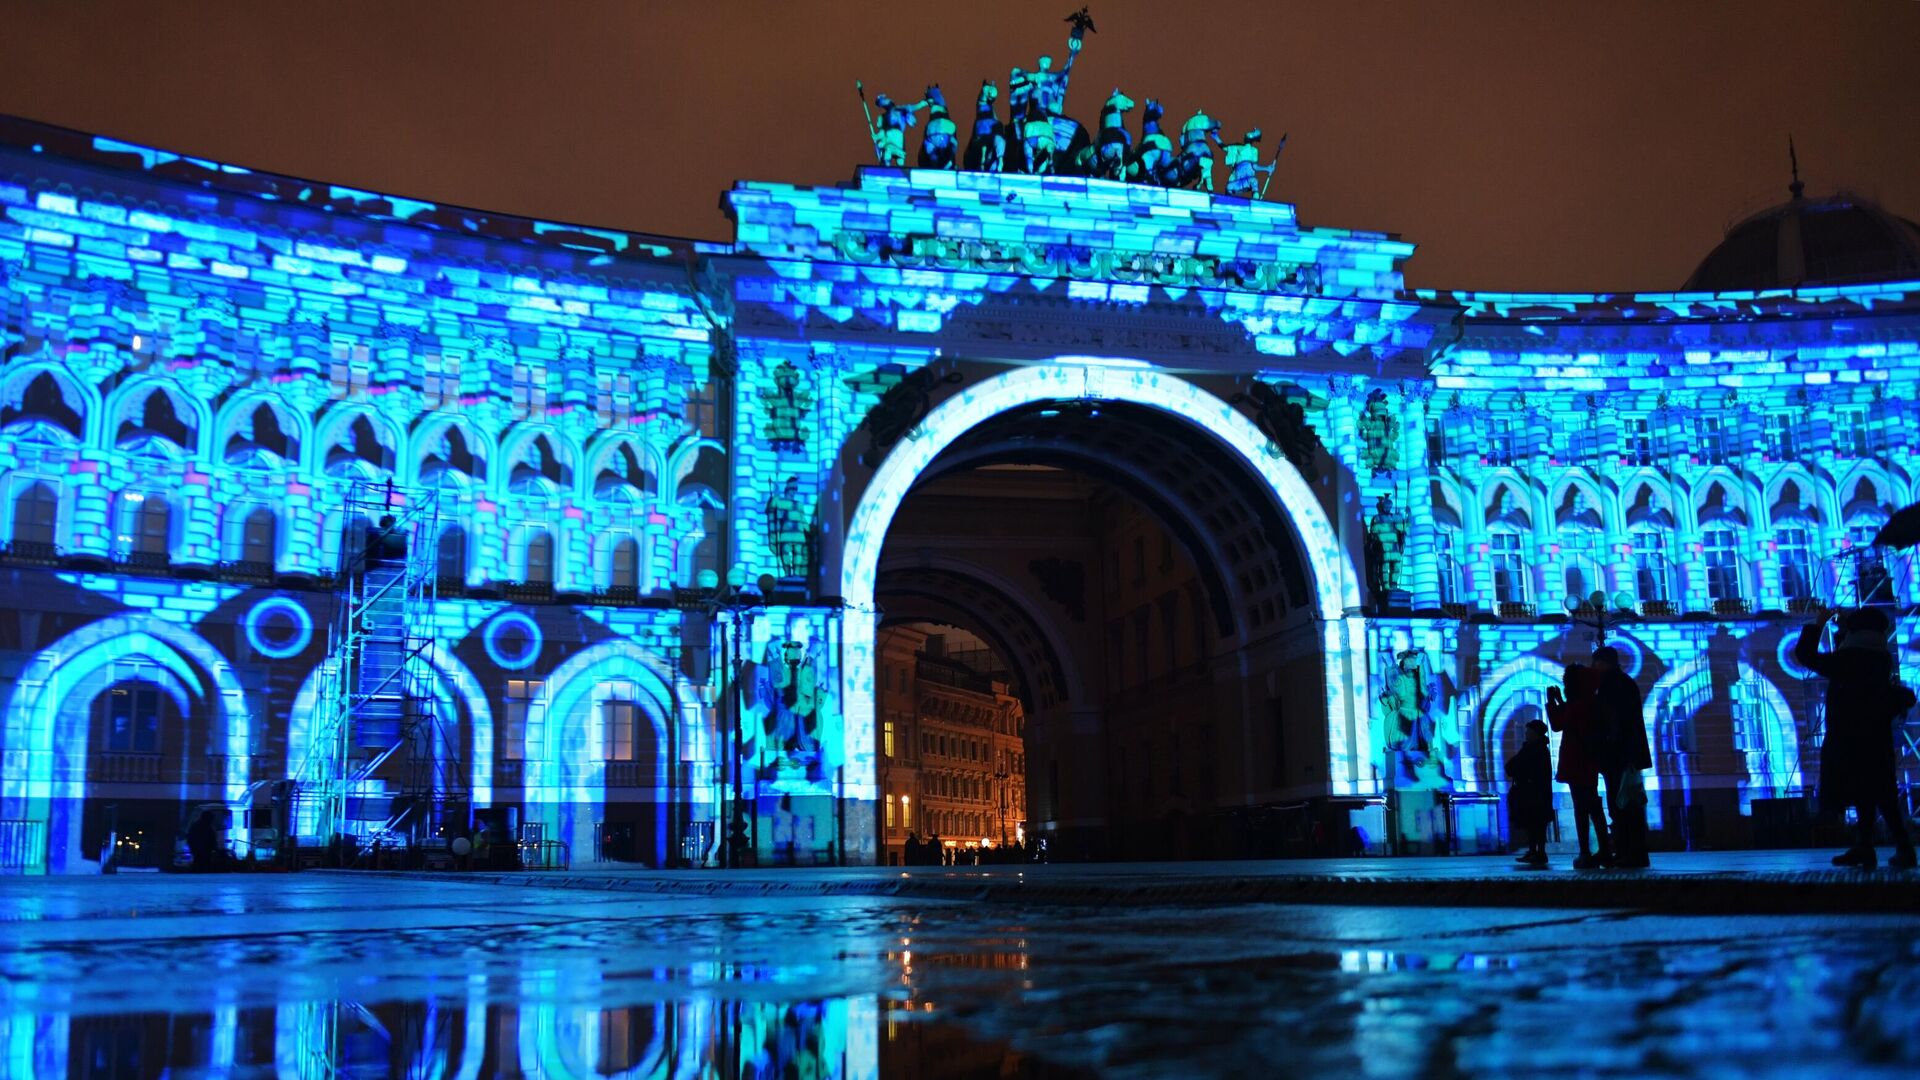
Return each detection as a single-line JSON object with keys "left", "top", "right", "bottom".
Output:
{"left": 0, "top": 111, "right": 1917, "bottom": 874}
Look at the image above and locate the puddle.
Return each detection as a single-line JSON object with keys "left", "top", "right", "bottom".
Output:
{"left": 1, "top": 995, "right": 1093, "bottom": 1078}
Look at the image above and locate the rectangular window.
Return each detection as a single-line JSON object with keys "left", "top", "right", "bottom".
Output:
{"left": 901, "top": 794, "right": 911, "bottom": 830}
{"left": 1490, "top": 532, "right": 1529, "bottom": 604}
{"left": 885, "top": 794, "right": 897, "bottom": 830}
{"left": 104, "top": 683, "right": 161, "bottom": 754}
{"left": 1633, "top": 531, "right": 1672, "bottom": 604}
{"left": 525, "top": 531, "right": 554, "bottom": 584}
{"left": 882, "top": 720, "right": 895, "bottom": 759}
{"left": 1834, "top": 408, "right": 1870, "bottom": 457}
{"left": 603, "top": 699, "right": 637, "bottom": 762}
{"left": 1763, "top": 413, "right": 1801, "bottom": 460}
{"left": 1437, "top": 531, "right": 1463, "bottom": 605}
{"left": 1704, "top": 529, "right": 1744, "bottom": 602}
{"left": 1425, "top": 416, "right": 1446, "bottom": 463}
{"left": 1626, "top": 417, "right": 1654, "bottom": 466}
{"left": 1693, "top": 416, "right": 1727, "bottom": 464}
{"left": 1777, "top": 527, "right": 1815, "bottom": 603}
{"left": 502, "top": 678, "right": 541, "bottom": 761}
{"left": 1487, "top": 417, "right": 1518, "bottom": 466}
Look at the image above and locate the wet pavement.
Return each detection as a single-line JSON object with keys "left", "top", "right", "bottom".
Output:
{"left": 3, "top": 871, "right": 1919, "bottom": 1078}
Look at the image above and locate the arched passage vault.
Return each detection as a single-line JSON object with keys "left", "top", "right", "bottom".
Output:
{"left": 837, "top": 361, "right": 1371, "bottom": 835}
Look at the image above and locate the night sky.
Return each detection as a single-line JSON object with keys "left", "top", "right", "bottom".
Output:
{"left": 2, "top": 2, "right": 1915, "bottom": 292}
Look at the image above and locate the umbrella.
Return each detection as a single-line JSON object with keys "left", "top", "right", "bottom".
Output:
{"left": 1873, "top": 502, "right": 1920, "bottom": 549}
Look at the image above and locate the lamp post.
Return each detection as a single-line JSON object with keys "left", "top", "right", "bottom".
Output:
{"left": 680, "top": 566, "right": 764, "bottom": 869}
{"left": 994, "top": 748, "right": 1011, "bottom": 847}
{"left": 1565, "top": 589, "right": 1637, "bottom": 646}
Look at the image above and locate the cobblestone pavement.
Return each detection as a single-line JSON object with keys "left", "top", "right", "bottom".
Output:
{"left": 3, "top": 873, "right": 1919, "bottom": 1078}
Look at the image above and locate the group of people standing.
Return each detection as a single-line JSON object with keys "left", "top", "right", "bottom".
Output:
{"left": 1507, "top": 645, "right": 1652, "bottom": 869}
{"left": 901, "top": 832, "right": 1032, "bottom": 866}
{"left": 1507, "top": 608, "right": 1917, "bottom": 872}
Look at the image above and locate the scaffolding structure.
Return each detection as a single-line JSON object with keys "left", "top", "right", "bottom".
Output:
{"left": 289, "top": 480, "right": 466, "bottom": 856}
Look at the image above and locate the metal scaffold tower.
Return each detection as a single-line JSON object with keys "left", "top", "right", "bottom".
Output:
{"left": 290, "top": 480, "right": 466, "bottom": 858}
{"left": 1822, "top": 543, "right": 1920, "bottom": 816}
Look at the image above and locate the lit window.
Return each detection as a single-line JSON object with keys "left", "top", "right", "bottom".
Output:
{"left": 1704, "top": 529, "right": 1744, "bottom": 602}
{"left": 1490, "top": 531, "right": 1529, "bottom": 604}
{"left": 1776, "top": 527, "right": 1815, "bottom": 604}
{"left": 1693, "top": 415, "right": 1727, "bottom": 464}
{"left": 1763, "top": 414, "right": 1801, "bottom": 460}
{"left": 1633, "top": 529, "right": 1673, "bottom": 604}
{"left": 99, "top": 680, "right": 163, "bottom": 754}
{"left": 603, "top": 700, "right": 638, "bottom": 762}
{"left": 882, "top": 720, "right": 895, "bottom": 759}
{"left": 885, "top": 794, "right": 897, "bottom": 830}
{"left": 502, "top": 678, "right": 541, "bottom": 761}
{"left": 1625, "top": 416, "right": 1655, "bottom": 466}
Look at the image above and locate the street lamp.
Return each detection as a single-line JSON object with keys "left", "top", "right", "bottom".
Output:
{"left": 679, "top": 566, "right": 766, "bottom": 868}
{"left": 1565, "top": 589, "right": 1637, "bottom": 645}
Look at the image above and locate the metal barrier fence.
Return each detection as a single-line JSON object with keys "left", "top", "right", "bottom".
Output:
{"left": 0, "top": 819, "right": 47, "bottom": 873}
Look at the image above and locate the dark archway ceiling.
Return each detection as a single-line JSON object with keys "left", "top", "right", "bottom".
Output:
{"left": 917, "top": 400, "right": 1312, "bottom": 641}
{"left": 876, "top": 563, "right": 1071, "bottom": 713}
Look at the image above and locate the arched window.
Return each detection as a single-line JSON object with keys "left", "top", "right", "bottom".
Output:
{"left": 2, "top": 371, "right": 85, "bottom": 440}
{"left": 609, "top": 536, "right": 640, "bottom": 591}
{"left": 523, "top": 529, "right": 554, "bottom": 585}
{"left": 228, "top": 507, "right": 277, "bottom": 567}
{"left": 11, "top": 481, "right": 58, "bottom": 549}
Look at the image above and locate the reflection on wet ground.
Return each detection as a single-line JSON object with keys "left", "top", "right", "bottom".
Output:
{"left": 2, "top": 875, "right": 1919, "bottom": 1077}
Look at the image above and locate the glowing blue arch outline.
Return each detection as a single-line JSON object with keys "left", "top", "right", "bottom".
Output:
{"left": 839, "top": 361, "right": 1369, "bottom": 811}
{"left": 2, "top": 614, "right": 251, "bottom": 872}
{"left": 285, "top": 640, "right": 495, "bottom": 829}
{"left": 527, "top": 638, "right": 688, "bottom": 861}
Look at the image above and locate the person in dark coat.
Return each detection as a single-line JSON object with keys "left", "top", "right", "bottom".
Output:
{"left": 1592, "top": 645, "right": 1652, "bottom": 868}
{"left": 1547, "top": 663, "right": 1611, "bottom": 868}
{"left": 1506, "top": 719, "right": 1553, "bottom": 866}
{"left": 1797, "top": 606, "right": 1917, "bottom": 870}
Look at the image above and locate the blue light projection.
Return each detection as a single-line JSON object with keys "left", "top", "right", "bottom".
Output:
{"left": 242, "top": 596, "right": 313, "bottom": 659}
{"left": 483, "top": 611, "right": 544, "bottom": 671}
{"left": 1, "top": 111, "right": 1918, "bottom": 872}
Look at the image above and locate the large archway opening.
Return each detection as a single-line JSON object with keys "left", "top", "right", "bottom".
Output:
{"left": 841, "top": 364, "right": 1370, "bottom": 863}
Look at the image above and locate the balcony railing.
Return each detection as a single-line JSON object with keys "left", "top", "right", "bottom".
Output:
{"left": 1638, "top": 599, "right": 1677, "bottom": 618}
{"left": 1785, "top": 597, "right": 1823, "bottom": 615}
{"left": 218, "top": 560, "right": 275, "bottom": 585}
{"left": 1712, "top": 597, "right": 1752, "bottom": 618}
{"left": 1, "top": 540, "right": 59, "bottom": 566}
{"left": 1495, "top": 600, "right": 1536, "bottom": 620}
{"left": 502, "top": 581, "right": 555, "bottom": 603}
{"left": 88, "top": 753, "right": 163, "bottom": 783}
{"left": 1439, "top": 602, "right": 1473, "bottom": 621}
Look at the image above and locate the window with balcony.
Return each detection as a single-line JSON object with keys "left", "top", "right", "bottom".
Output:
{"left": 1633, "top": 528, "right": 1674, "bottom": 606}
{"left": 1490, "top": 530, "right": 1530, "bottom": 604}
{"left": 1776, "top": 527, "right": 1816, "bottom": 606}
{"left": 1704, "top": 529, "right": 1745, "bottom": 603}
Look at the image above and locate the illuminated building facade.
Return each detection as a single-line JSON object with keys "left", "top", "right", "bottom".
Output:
{"left": 1, "top": 112, "right": 1917, "bottom": 873}
{"left": 875, "top": 624, "right": 1027, "bottom": 863}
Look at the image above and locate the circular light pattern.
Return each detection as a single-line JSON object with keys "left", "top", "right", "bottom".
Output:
{"left": 244, "top": 596, "right": 313, "bottom": 659}
{"left": 1599, "top": 634, "right": 1644, "bottom": 679}
{"left": 1777, "top": 634, "right": 1815, "bottom": 680}
{"left": 485, "top": 611, "right": 543, "bottom": 670}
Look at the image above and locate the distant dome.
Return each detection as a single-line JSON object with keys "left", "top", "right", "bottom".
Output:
{"left": 1684, "top": 190, "right": 1920, "bottom": 292}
